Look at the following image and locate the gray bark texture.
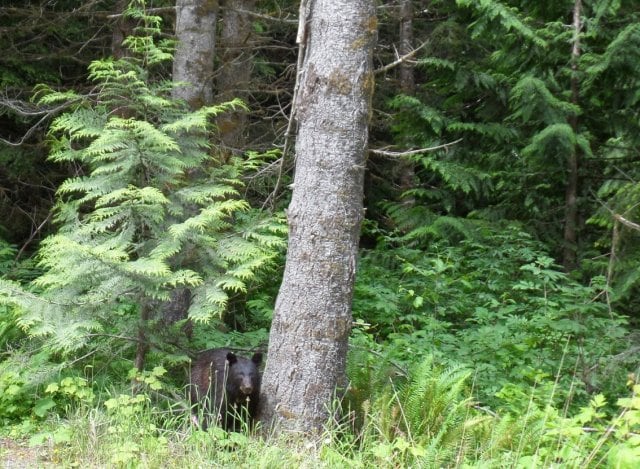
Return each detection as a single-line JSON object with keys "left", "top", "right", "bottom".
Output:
{"left": 172, "top": 0, "right": 218, "bottom": 108}
{"left": 399, "top": 0, "right": 415, "bottom": 94}
{"left": 258, "top": 0, "right": 377, "bottom": 434}
{"left": 111, "top": 0, "right": 134, "bottom": 60}
{"left": 397, "top": 0, "right": 417, "bottom": 197}
{"left": 216, "top": 0, "right": 255, "bottom": 152}
{"left": 563, "top": 0, "right": 582, "bottom": 271}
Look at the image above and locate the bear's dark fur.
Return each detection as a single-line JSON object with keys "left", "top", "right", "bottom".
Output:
{"left": 190, "top": 348, "right": 262, "bottom": 431}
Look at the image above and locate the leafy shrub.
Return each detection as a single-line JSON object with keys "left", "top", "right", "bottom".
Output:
{"left": 353, "top": 223, "right": 632, "bottom": 410}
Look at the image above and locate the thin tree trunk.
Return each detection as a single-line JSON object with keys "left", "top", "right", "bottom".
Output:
{"left": 216, "top": 0, "right": 255, "bottom": 154}
{"left": 397, "top": 0, "right": 416, "bottom": 200}
{"left": 134, "top": 304, "right": 151, "bottom": 372}
{"left": 563, "top": 0, "right": 582, "bottom": 271}
{"left": 172, "top": 0, "right": 218, "bottom": 108}
{"left": 258, "top": 0, "right": 377, "bottom": 434}
{"left": 163, "top": 0, "right": 219, "bottom": 353}
{"left": 111, "top": 0, "right": 134, "bottom": 59}
{"left": 399, "top": 0, "right": 415, "bottom": 95}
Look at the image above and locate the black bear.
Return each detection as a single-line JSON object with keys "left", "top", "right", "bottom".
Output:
{"left": 190, "top": 348, "right": 262, "bottom": 431}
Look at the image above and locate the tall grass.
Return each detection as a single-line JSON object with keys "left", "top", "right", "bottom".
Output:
{"left": 6, "top": 356, "right": 639, "bottom": 468}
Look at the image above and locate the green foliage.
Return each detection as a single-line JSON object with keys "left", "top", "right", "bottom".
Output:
{"left": 345, "top": 345, "right": 640, "bottom": 467}
{"left": 0, "top": 348, "right": 64, "bottom": 426}
{"left": 363, "top": 357, "right": 481, "bottom": 466}
{"left": 2, "top": 354, "right": 639, "bottom": 468}
{"left": 354, "top": 223, "right": 631, "bottom": 410}
{"left": 0, "top": 26, "right": 284, "bottom": 354}
{"left": 509, "top": 75, "right": 580, "bottom": 125}
{"left": 379, "top": 0, "right": 640, "bottom": 286}
{"left": 456, "top": 0, "right": 547, "bottom": 48}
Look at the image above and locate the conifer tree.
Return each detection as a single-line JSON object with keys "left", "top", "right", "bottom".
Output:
{"left": 0, "top": 10, "right": 284, "bottom": 366}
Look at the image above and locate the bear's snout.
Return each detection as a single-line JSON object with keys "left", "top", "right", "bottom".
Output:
{"left": 240, "top": 383, "right": 254, "bottom": 395}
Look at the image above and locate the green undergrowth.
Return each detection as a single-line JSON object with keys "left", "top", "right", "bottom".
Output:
{"left": 1, "top": 355, "right": 638, "bottom": 468}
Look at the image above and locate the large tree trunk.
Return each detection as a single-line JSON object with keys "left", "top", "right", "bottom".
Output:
{"left": 172, "top": 0, "right": 218, "bottom": 108}
{"left": 258, "top": 0, "right": 377, "bottom": 434}
{"left": 563, "top": 0, "right": 582, "bottom": 271}
{"left": 216, "top": 0, "right": 256, "bottom": 154}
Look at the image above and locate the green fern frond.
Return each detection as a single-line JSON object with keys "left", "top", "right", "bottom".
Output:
{"left": 163, "top": 269, "right": 203, "bottom": 289}
{"left": 48, "top": 108, "right": 106, "bottom": 143}
{"left": 104, "top": 118, "right": 180, "bottom": 152}
{"left": 33, "top": 85, "right": 81, "bottom": 106}
{"left": 122, "top": 259, "right": 171, "bottom": 278}
{"left": 148, "top": 238, "right": 183, "bottom": 261}
{"left": 226, "top": 255, "right": 276, "bottom": 280}
{"left": 446, "top": 122, "right": 515, "bottom": 143}
{"left": 216, "top": 276, "right": 247, "bottom": 293}
{"left": 416, "top": 57, "right": 456, "bottom": 71}
{"left": 404, "top": 216, "right": 475, "bottom": 243}
{"left": 585, "top": 23, "right": 640, "bottom": 90}
{"left": 57, "top": 176, "right": 111, "bottom": 198}
{"left": 168, "top": 201, "right": 248, "bottom": 239}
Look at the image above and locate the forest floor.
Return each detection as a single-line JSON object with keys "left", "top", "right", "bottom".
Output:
{"left": 0, "top": 438, "right": 54, "bottom": 468}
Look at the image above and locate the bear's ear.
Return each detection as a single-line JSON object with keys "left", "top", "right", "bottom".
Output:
{"left": 251, "top": 352, "right": 263, "bottom": 365}
{"left": 226, "top": 352, "right": 238, "bottom": 365}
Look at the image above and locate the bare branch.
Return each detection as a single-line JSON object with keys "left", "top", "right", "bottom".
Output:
{"left": 0, "top": 97, "right": 81, "bottom": 146}
{"left": 375, "top": 40, "right": 429, "bottom": 74}
{"left": 106, "top": 6, "right": 177, "bottom": 19}
{"left": 236, "top": 8, "right": 297, "bottom": 24}
{"left": 370, "top": 138, "right": 463, "bottom": 157}
{"left": 614, "top": 213, "right": 640, "bottom": 232}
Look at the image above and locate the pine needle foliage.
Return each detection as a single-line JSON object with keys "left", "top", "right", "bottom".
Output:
{"left": 0, "top": 16, "right": 285, "bottom": 354}
{"left": 380, "top": 0, "right": 640, "bottom": 271}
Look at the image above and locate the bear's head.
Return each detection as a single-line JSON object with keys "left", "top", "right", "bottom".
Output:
{"left": 225, "top": 352, "right": 262, "bottom": 400}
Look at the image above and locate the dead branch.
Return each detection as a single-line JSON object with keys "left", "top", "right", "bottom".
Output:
{"left": 375, "top": 40, "right": 429, "bottom": 74}
{"left": 370, "top": 138, "right": 463, "bottom": 157}
{"left": 613, "top": 213, "right": 640, "bottom": 232}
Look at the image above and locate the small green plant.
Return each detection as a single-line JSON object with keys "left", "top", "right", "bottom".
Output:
{"left": 101, "top": 393, "right": 168, "bottom": 466}
{"left": 37, "top": 376, "right": 95, "bottom": 418}
{"left": 128, "top": 365, "right": 167, "bottom": 392}
{"left": 0, "top": 368, "right": 31, "bottom": 423}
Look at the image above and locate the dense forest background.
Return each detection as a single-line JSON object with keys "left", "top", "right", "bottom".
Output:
{"left": 1, "top": 0, "right": 640, "bottom": 466}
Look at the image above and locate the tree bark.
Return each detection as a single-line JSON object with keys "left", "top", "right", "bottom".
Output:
{"left": 134, "top": 304, "right": 152, "bottom": 373}
{"left": 399, "top": 0, "right": 415, "bottom": 95}
{"left": 258, "top": 0, "right": 377, "bottom": 434}
{"left": 172, "top": 0, "right": 218, "bottom": 109}
{"left": 563, "top": 0, "right": 582, "bottom": 271}
{"left": 216, "top": 0, "right": 256, "bottom": 153}
{"left": 397, "top": 0, "right": 417, "bottom": 200}
{"left": 111, "top": 0, "right": 135, "bottom": 59}
{"left": 162, "top": 0, "right": 219, "bottom": 361}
